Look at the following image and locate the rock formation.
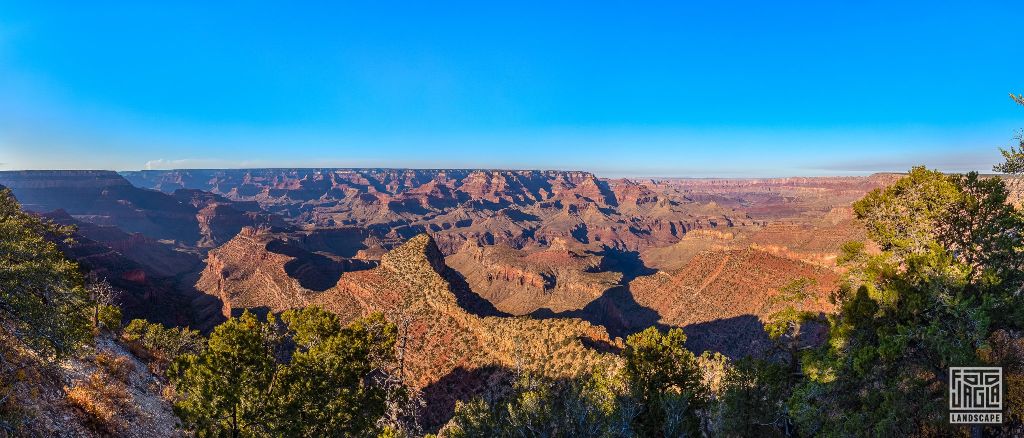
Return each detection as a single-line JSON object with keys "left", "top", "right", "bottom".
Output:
{"left": 197, "top": 232, "right": 617, "bottom": 428}
{"left": 446, "top": 238, "right": 620, "bottom": 315}
{"left": 0, "top": 170, "right": 202, "bottom": 244}
{"left": 8, "top": 167, "right": 1023, "bottom": 431}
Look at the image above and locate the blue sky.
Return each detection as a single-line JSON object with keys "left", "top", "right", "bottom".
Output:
{"left": 0, "top": 2, "right": 1021, "bottom": 177}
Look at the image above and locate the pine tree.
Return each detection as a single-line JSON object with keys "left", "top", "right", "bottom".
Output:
{"left": 623, "top": 327, "right": 708, "bottom": 436}
{"left": 170, "top": 311, "right": 276, "bottom": 437}
{"left": 268, "top": 309, "right": 397, "bottom": 436}
{"left": 170, "top": 308, "right": 399, "bottom": 437}
{"left": 0, "top": 187, "right": 91, "bottom": 359}
{"left": 790, "top": 167, "right": 1024, "bottom": 435}
{"left": 719, "top": 358, "right": 791, "bottom": 437}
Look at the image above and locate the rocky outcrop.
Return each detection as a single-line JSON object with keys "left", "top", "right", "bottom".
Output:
{"left": 115, "top": 168, "right": 899, "bottom": 360}
{"left": 195, "top": 232, "right": 618, "bottom": 429}
{"left": 446, "top": 239, "right": 621, "bottom": 315}
{"left": 0, "top": 171, "right": 289, "bottom": 250}
{"left": 0, "top": 170, "right": 132, "bottom": 189}
{"left": 197, "top": 227, "right": 322, "bottom": 314}
{"left": 121, "top": 169, "right": 899, "bottom": 258}
{"left": 9, "top": 169, "right": 898, "bottom": 343}
{"left": 628, "top": 248, "right": 838, "bottom": 357}
{"left": 1005, "top": 175, "right": 1024, "bottom": 207}
{"left": 38, "top": 208, "right": 227, "bottom": 330}
{"left": 18, "top": 167, "right": 934, "bottom": 428}
{"left": 171, "top": 188, "right": 286, "bottom": 247}
{"left": 119, "top": 169, "right": 746, "bottom": 254}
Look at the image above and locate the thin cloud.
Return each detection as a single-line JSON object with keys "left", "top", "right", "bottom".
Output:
{"left": 143, "top": 158, "right": 263, "bottom": 170}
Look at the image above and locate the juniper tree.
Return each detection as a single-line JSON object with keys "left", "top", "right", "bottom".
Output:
{"left": 715, "top": 277, "right": 821, "bottom": 437}
{"left": 448, "top": 367, "right": 639, "bottom": 438}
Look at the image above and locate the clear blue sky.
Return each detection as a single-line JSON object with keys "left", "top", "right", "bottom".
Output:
{"left": 1, "top": 2, "right": 1021, "bottom": 177}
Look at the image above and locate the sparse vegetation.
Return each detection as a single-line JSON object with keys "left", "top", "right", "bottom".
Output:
{"left": 448, "top": 327, "right": 713, "bottom": 437}
{"left": 0, "top": 188, "right": 99, "bottom": 434}
{"left": 94, "top": 350, "right": 135, "bottom": 383}
{"left": 122, "top": 319, "right": 204, "bottom": 373}
{"left": 87, "top": 278, "right": 120, "bottom": 333}
{"left": 65, "top": 371, "right": 133, "bottom": 434}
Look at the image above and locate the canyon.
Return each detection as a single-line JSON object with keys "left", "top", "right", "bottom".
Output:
{"left": 0, "top": 167, "right": 948, "bottom": 428}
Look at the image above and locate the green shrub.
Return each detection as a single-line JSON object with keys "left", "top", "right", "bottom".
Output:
{"left": 97, "top": 305, "right": 122, "bottom": 333}
{"left": 171, "top": 309, "right": 399, "bottom": 437}
{"left": 121, "top": 319, "right": 203, "bottom": 367}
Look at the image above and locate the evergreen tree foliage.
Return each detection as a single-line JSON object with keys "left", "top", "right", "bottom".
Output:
{"left": 170, "top": 308, "right": 399, "bottom": 437}
{"left": 448, "top": 369, "right": 639, "bottom": 438}
{"left": 269, "top": 309, "right": 397, "bottom": 436}
{"left": 0, "top": 187, "right": 91, "bottom": 359}
{"left": 715, "top": 277, "right": 821, "bottom": 437}
{"left": 622, "top": 327, "right": 708, "bottom": 437}
{"left": 790, "top": 166, "right": 1024, "bottom": 436}
{"left": 718, "top": 358, "right": 791, "bottom": 437}
{"left": 171, "top": 311, "right": 276, "bottom": 437}
{"left": 122, "top": 318, "right": 205, "bottom": 368}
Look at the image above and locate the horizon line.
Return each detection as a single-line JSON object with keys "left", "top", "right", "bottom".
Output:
{"left": 0, "top": 167, "right": 968, "bottom": 181}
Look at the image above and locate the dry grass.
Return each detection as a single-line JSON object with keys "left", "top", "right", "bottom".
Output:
{"left": 0, "top": 331, "right": 55, "bottom": 434}
{"left": 65, "top": 371, "right": 132, "bottom": 434}
{"left": 94, "top": 350, "right": 135, "bottom": 383}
